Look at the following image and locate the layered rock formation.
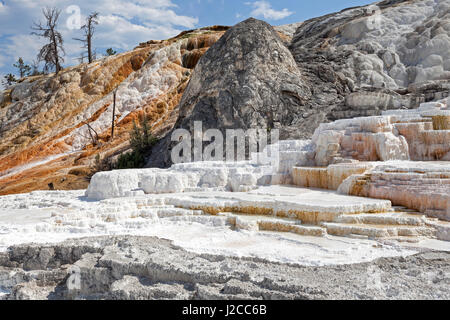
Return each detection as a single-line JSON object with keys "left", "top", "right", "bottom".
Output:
{"left": 291, "top": 0, "right": 450, "bottom": 120}
{"left": 292, "top": 0, "right": 450, "bottom": 89}
{"left": 87, "top": 97, "right": 450, "bottom": 226}
{"left": 1, "top": 236, "right": 449, "bottom": 300}
{"left": 337, "top": 162, "right": 450, "bottom": 221}
{"left": 0, "top": 27, "right": 227, "bottom": 195}
{"left": 295, "top": 97, "right": 450, "bottom": 221}
{"left": 311, "top": 98, "right": 450, "bottom": 166}
{"left": 1, "top": 0, "right": 449, "bottom": 195}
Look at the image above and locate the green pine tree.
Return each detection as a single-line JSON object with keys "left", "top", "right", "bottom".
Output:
{"left": 13, "top": 58, "right": 32, "bottom": 78}
{"left": 2, "top": 73, "right": 17, "bottom": 87}
{"left": 116, "top": 115, "right": 158, "bottom": 169}
{"left": 105, "top": 48, "right": 117, "bottom": 56}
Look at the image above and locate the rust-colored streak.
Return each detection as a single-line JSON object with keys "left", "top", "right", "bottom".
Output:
{"left": 1, "top": 30, "right": 224, "bottom": 195}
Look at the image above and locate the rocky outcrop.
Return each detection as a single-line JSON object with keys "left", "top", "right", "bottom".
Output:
{"left": 292, "top": 160, "right": 450, "bottom": 222}
{"left": 1, "top": 236, "right": 449, "bottom": 300}
{"left": 146, "top": 18, "right": 311, "bottom": 167}
{"left": 291, "top": 97, "right": 450, "bottom": 220}
{"left": 289, "top": 0, "right": 450, "bottom": 122}
{"left": 338, "top": 162, "right": 450, "bottom": 221}
{"left": 292, "top": 0, "right": 450, "bottom": 88}
{"left": 177, "top": 18, "right": 310, "bottom": 133}
{"left": 146, "top": 0, "right": 450, "bottom": 168}
{"left": 311, "top": 98, "right": 450, "bottom": 166}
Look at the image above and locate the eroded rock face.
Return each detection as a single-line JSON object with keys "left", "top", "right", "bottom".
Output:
{"left": 291, "top": 0, "right": 450, "bottom": 120}
{"left": 292, "top": 0, "right": 450, "bottom": 89}
{"left": 311, "top": 98, "right": 450, "bottom": 165}
{"left": 178, "top": 18, "right": 310, "bottom": 134}
{"left": 1, "top": 236, "right": 449, "bottom": 300}
{"left": 147, "top": 18, "right": 311, "bottom": 168}
{"left": 338, "top": 161, "right": 450, "bottom": 221}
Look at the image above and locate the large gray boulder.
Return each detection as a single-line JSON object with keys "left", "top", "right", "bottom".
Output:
{"left": 177, "top": 18, "right": 310, "bottom": 135}
{"left": 147, "top": 18, "right": 311, "bottom": 167}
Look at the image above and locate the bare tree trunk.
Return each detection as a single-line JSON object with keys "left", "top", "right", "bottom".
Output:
{"left": 111, "top": 89, "right": 117, "bottom": 140}
{"left": 87, "top": 19, "right": 92, "bottom": 63}
{"left": 88, "top": 35, "right": 92, "bottom": 63}
{"left": 87, "top": 123, "right": 99, "bottom": 145}
{"left": 74, "top": 12, "right": 98, "bottom": 65}
{"left": 51, "top": 31, "right": 60, "bottom": 73}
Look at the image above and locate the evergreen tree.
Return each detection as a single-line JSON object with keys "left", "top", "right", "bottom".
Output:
{"left": 106, "top": 48, "right": 117, "bottom": 56}
{"left": 116, "top": 115, "right": 158, "bottom": 169}
{"left": 2, "top": 73, "right": 17, "bottom": 87}
{"left": 13, "top": 58, "right": 31, "bottom": 78}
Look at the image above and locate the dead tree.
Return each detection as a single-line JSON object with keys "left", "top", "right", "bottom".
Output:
{"left": 31, "top": 7, "right": 65, "bottom": 74}
{"left": 86, "top": 123, "right": 99, "bottom": 146}
{"left": 111, "top": 89, "right": 118, "bottom": 140}
{"left": 74, "top": 12, "right": 99, "bottom": 64}
{"left": 30, "top": 60, "right": 43, "bottom": 76}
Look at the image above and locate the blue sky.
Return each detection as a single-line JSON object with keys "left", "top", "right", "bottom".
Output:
{"left": 0, "top": 0, "right": 375, "bottom": 83}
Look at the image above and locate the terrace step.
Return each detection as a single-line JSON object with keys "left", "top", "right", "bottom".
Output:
{"left": 322, "top": 222, "right": 435, "bottom": 239}
{"left": 335, "top": 212, "right": 427, "bottom": 226}
{"left": 424, "top": 220, "right": 450, "bottom": 241}
{"left": 380, "top": 236, "right": 428, "bottom": 243}
{"left": 222, "top": 213, "right": 327, "bottom": 237}
{"left": 123, "top": 188, "right": 447, "bottom": 241}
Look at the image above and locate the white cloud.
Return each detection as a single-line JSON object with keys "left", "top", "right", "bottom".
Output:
{"left": 0, "top": 0, "right": 198, "bottom": 75}
{"left": 1, "top": 35, "right": 44, "bottom": 65}
{"left": 86, "top": 0, "right": 197, "bottom": 29}
{"left": 0, "top": 2, "right": 6, "bottom": 14}
{"left": 246, "top": 1, "right": 293, "bottom": 21}
{"left": 96, "top": 15, "right": 182, "bottom": 49}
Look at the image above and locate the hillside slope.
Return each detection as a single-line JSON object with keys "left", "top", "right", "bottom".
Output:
{"left": 0, "top": 27, "right": 228, "bottom": 195}
{"left": 1, "top": 0, "right": 449, "bottom": 193}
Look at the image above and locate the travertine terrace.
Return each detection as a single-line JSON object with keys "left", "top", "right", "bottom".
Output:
{"left": 297, "top": 97, "right": 450, "bottom": 221}
{"left": 85, "top": 97, "right": 450, "bottom": 241}
{"left": 0, "top": 0, "right": 449, "bottom": 300}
